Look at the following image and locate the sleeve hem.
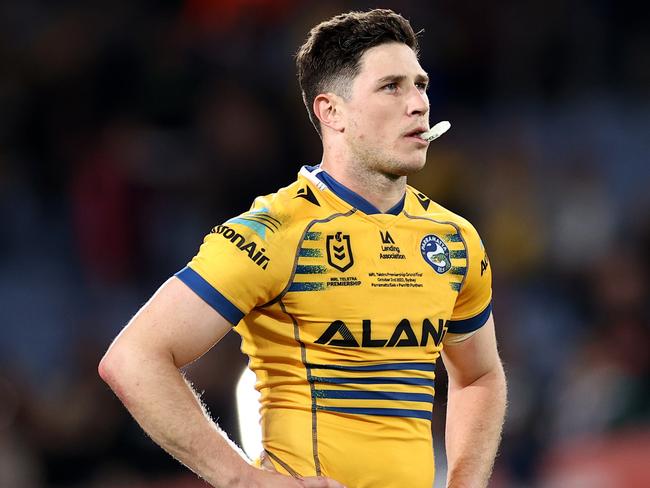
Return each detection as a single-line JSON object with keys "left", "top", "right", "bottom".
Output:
{"left": 175, "top": 266, "right": 245, "bottom": 325}
{"left": 447, "top": 301, "right": 492, "bottom": 334}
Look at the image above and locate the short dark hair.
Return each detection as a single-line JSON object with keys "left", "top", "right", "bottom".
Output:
{"left": 296, "top": 9, "right": 420, "bottom": 136}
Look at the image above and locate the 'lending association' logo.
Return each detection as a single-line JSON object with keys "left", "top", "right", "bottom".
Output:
{"left": 420, "top": 234, "right": 451, "bottom": 274}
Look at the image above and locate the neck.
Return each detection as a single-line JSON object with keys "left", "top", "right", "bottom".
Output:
{"left": 321, "top": 146, "right": 406, "bottom": 213}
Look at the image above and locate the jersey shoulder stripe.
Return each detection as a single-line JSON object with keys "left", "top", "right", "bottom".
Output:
{"left": 405, "top": 185, "right": 493, "bottom": 332}
{"left": 179, "top": 172, "right": 350, "bottom": 322}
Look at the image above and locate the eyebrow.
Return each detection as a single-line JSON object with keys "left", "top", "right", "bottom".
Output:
{"left": 376, "top": 73, "right": 429, "bottom": 85}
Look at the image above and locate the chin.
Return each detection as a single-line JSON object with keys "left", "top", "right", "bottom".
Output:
{"left": 380, "top": 158, "right": 426, "bottom": 178}
{"left": 396, "top": 156, "right": 427, "bottom": 176}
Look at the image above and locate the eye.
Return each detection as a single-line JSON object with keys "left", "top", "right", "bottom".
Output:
{"left": 416, "top": 82, "right": 428, "bottom": 92}
{"left": 383, "top": 82, "right": 398, "bottom": 92}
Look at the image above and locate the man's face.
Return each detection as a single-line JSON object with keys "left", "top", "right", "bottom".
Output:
{"left": 340, "top": 42, "right": 430, "bottom": 177}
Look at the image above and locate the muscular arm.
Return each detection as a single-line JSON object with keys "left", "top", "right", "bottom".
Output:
{"left": 98, "top": 277, "right": 344, "bottom": 488}
{"left": 441, "top": 314, "right": 507, "bottom": 488}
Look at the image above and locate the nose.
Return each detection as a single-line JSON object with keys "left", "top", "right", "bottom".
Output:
{"left": 407, "top": 85, "right": 429, "bottom": 117}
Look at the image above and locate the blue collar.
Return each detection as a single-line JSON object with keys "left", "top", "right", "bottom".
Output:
{"left": 307, "top": 165, "right": 405, "bottom": 216}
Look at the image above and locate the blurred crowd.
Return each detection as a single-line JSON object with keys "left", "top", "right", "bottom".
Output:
{"left": 0, "top": 1, "right": 648, "bottom": 487}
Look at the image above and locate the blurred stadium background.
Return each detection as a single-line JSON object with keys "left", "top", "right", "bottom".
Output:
{"left": 0, "top": 1, "right": 648, "bottom": 487}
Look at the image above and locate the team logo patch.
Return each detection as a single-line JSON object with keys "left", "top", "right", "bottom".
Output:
{"left": 420, "top": 234, "right": 451, "bottom": 274}
{"left": 326, "top": 232, "right": 354, "bottom": 272}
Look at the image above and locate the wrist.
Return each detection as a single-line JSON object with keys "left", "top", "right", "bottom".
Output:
{"left": 446, "top": 470, "right": 488, "bottom": 488}
{"left": 224, "top": 462, "right": 259, "bottom": 488}
{"left": 202, "top": 456, "right": 256, "bottom": 488}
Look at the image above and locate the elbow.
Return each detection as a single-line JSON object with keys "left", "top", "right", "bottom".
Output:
{"left": 450, "top": 361, "right": 507, "bottom": 393}
{"left": 484, "top": 361, "right": 507, "bottom": 392}
{"left": 488, "top": 362, "right": 508, "bottom": 407}
{"left": 98, "top": 347, "right": 119, "bottom": 387}
{"left": 98, "top": 342, "right": 140, "bottom": 404}
{"left": 98, "top": 341, "right": 133, "bottom": 393}
{"left": 98, "top": 338, "right": 173, "bottom": 397}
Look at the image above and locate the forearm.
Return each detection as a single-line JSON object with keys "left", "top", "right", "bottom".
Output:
{"left": 99, "top": 345, "right": 253, "bottom": 488}
{"left": 444, "top": 366, "right": 507, "bottom": 488}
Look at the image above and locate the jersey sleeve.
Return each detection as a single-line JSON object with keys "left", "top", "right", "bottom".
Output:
{"left": 175, "top": 205, "right": 290, "bottom": 325}
{"left": 447, "top": 221, "right": 492, "bottom": 335}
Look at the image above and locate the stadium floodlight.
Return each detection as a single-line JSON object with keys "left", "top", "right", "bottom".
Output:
{"left": 236, "top": 367, "right": 263, "bottom": 459}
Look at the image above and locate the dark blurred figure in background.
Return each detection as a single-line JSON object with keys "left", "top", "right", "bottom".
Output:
{"left": 0, "top": 1, "right": 648, "bottom": 487}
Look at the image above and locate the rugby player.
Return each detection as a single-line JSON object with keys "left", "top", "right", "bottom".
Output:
{"left": 99, "top": 9, "right": 507, "bottom": 488}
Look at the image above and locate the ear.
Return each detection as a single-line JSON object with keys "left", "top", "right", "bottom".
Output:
{"left": 313, "top": 93, "right": 345, "bottom": 133}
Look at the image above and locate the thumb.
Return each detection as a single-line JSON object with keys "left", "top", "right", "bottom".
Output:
{"left": 259, "top": 451, "right": 278, "bottom": 472}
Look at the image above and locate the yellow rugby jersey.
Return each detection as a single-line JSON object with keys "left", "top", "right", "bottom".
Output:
{"left": 176, "top": 164, "right": 493, "bottom": 488}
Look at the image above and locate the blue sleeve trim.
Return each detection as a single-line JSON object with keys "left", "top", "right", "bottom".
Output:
{"left": 175, "top": 266, "right": 244, "bottom": 325}
{"left": 447, "top": 301, "right": 492, "bottom": 334}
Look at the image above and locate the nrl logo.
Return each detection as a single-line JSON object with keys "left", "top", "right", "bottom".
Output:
{"left": 420, "top": 234, "right": 451, "bottom": 274}
{"left": 326, "top": 232, "right": 354, "bottom": 272}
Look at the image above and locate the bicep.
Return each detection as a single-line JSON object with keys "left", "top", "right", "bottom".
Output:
{"left": 109, "top": 276, "right": 233, "bottom": 368}
{"left": 441, "top": 313, "right": 501, "bottom": 388}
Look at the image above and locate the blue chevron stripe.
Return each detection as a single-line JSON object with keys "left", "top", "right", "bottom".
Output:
{"left": 288, "top": 282, "right": 326, "bottom": 292}
{"left": 295, "top": 265, "right": 328, "bottom": 274}
{"left": 310, "top": 376, "right": 434, "bottom": 387}
{"left": 313, "top": 389, "right": 433, "bottom": 403}
{"left": 306, "top": 362, "right": 435, "bottom": 372}
{"left": 299, "top": 248, "right": 323, "bottom": 258}
{"left": 317, "top": 405, "right": 432, "bottom": 420}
